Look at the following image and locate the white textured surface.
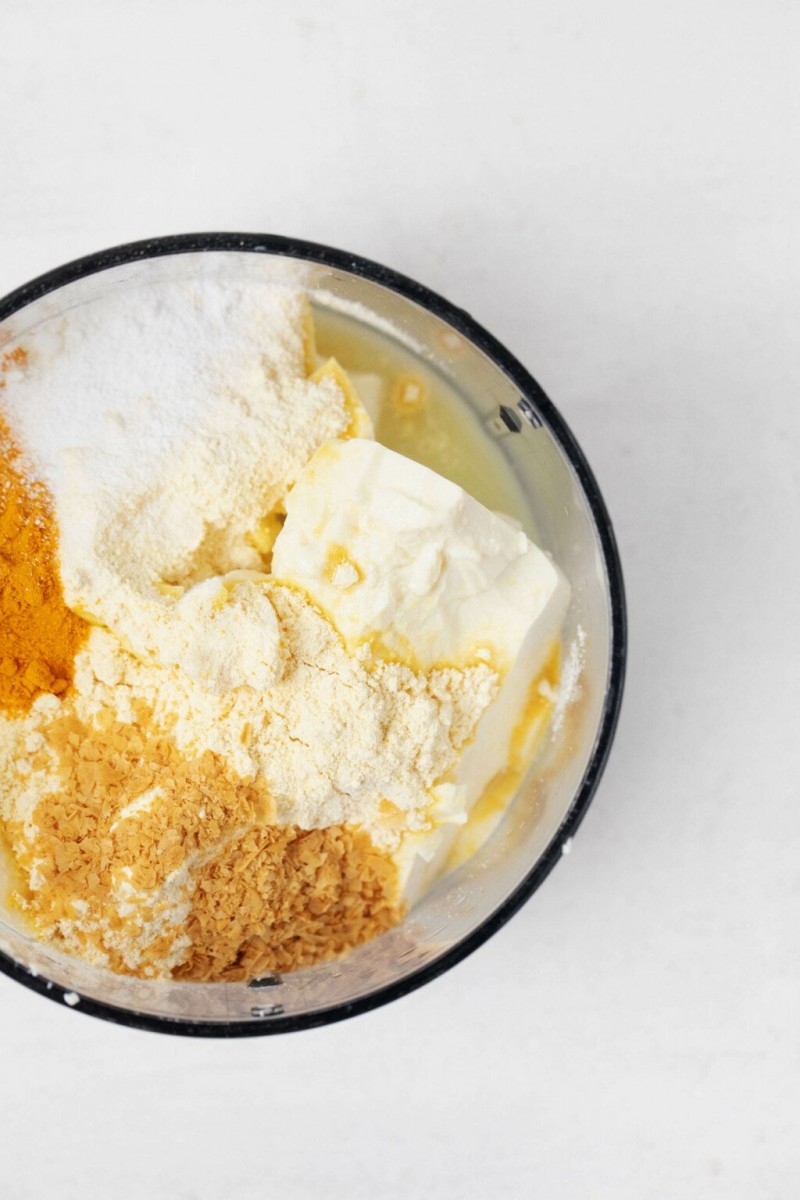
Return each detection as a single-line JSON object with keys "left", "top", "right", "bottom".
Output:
{"left": 0, "top": 2, "right": 797, "bottom": 1198}
{"left": 272, "top": 437, "right": 567, "bottom": 668}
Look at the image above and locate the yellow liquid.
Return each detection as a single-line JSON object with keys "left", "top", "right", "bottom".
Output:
{"left": 313, "top": 306, "right": 536, "bottom": 534}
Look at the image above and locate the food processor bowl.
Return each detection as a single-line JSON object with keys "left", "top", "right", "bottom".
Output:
{"left": 0, "top": 234, "right": 626, "bottom": 1035}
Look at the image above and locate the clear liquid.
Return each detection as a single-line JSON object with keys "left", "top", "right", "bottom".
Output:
{"left": 313, "top": 305, "right": 536, "bottom": 533}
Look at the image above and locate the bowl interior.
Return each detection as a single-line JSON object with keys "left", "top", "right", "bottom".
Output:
{"left": 0, "top": 245, "right": 621, "bottom": 1033}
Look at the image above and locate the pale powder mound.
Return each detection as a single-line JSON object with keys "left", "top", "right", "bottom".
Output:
{"left": 0, "top": 269, "right": 372, "bottom": 692}
{"left": 1, "top": 704, "right": 401, "bottom": 981}
{"left": 67, "top": 585, "right": 499, "bottom": 842}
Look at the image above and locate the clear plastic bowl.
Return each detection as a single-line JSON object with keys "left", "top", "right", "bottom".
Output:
{"left": 0, "top": 234, "right": 626, "bottom": 1035}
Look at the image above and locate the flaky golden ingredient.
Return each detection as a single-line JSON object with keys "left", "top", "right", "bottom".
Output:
{"left": 7, "top": 703, "right": 402, "bottom": 981}
{"left": 177, "top": 824, "right": 400, "bottom": 982}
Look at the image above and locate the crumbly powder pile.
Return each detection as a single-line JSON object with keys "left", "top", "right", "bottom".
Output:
{"left": 70, "top": 585, "right": 499, "bottom": 838}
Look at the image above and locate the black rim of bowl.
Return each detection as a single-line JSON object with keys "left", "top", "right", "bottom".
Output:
{"left": 0, "top": 233, "right": 627, "bottom": 1037}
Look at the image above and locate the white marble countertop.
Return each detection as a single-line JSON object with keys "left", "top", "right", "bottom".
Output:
{"left": 0, "top": 2, "right": 797, "bottom": 1196}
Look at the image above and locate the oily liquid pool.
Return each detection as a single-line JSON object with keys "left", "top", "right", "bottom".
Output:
{"left": 313, "top": 305, "right": 536, "bottom": 535}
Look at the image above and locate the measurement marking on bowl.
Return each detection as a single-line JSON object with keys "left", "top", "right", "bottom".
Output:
{"left": 426, "top": 925, "right": 448, "bottom": 939}
{"left": 498, "top": 406, "right": 522, "bottom": 433}
{"left": 248, "top": 975, "right": 282, "bottom": 989}
{"left": 250, "top": 1003, "right": 285, "bottom": 1019}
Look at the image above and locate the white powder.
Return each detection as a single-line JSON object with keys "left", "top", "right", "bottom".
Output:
{"left": 0, "top": 693, "right": 62, "bottom": 838}
{"left": 1, "top": 261, "right": 369, "bottom": 691}
{"left": 549, "top": 624, "right": 586, "bottom": 736}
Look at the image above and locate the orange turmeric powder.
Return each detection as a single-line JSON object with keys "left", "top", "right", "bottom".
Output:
{"left": 0, "top": 403, "right": 87, "bottom": 713}
{"left": 0, "top": 346, "right": 29, "bottom": 386}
